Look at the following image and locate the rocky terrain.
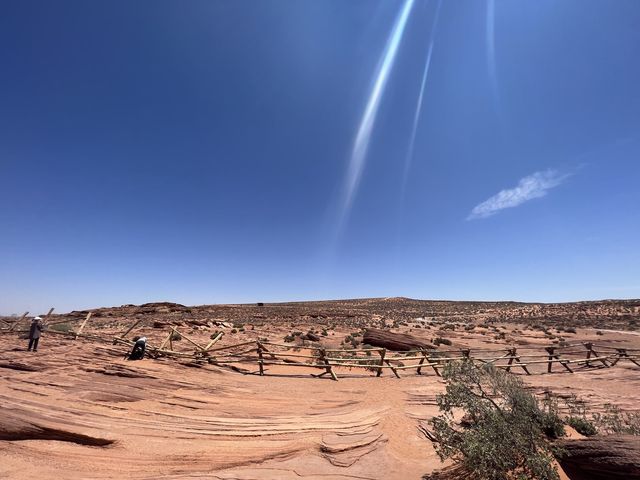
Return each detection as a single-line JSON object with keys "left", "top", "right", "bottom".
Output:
{"left": 54, "top": 297, "right": 640, "bottom": 330}
{"left": 1, "top": 297, "right": 639, "bottom": 479}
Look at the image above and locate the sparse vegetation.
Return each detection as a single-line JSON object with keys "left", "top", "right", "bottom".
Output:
{"left": 50, "top": 322, "right": 74, "bottom": 333}
{"left": 559, "top": 394, "right": 639, "bottom": 437}
{"left": 592, "top": 403, "right": 640, "bottom": 435}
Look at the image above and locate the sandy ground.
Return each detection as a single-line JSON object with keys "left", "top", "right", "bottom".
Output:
{"left": 1, "top": 300, "right": 639, "bottom": 479}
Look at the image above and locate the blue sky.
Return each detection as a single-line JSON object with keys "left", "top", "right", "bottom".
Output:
{"left": 1, "top": 0, "right": 639, "bottom": 314}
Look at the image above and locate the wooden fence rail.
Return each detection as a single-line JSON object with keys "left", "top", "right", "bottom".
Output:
{"left": 2, "top": 316, "right": 639, "bottom": 380}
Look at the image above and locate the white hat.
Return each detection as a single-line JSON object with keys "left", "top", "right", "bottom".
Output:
{"left": 34, "top": 316, "right": 42, "bottom": 320}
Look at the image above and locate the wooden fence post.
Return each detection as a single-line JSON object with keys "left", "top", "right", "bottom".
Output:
{"left": 505, "top": 348, "right": 530, "bottom": 375}
{"left": 584, "top": 342, "right": 592, "bottom": 367}
{"left": 42, "top": 308, "right": 55, "bottom": 325}
{"left": 204, "top": 332, "right": 224, "bottom": 351}
{"left": 257, "top": 343, "right": 264, "bottom": 376}
{"left": 610, "top": 348, "right": 640, "bottom": 367}
{"left": 159, "top": 329, "right": 173, "bottom": 350}
{"left": 545, "top": 346, "right": 573, "bottom": 373}
{"left": 428, "top": 352, "right": 441, "bottom": 377}
{"left": 385, "top": 359, "right": 401, "bottom": 378}
{"left": 416, "top": 349, "right": 426, "bottom": 375}
{"left": 584, "top": 342, "right": 608, "bottom": 368}
{"left": 171, "top": 327, "right": 205, "bottom": 352}
{"left": 376, "top": 348, "right": 386, "bottom": 377}
{"left": 545, "top": 346, "right": 555, "bottom": 373}
{"left": 115, "top": 318, "right": 143, "bottom": 344}
{"left": 319, "top": 348, "right": 338, "bottom": 381}
{"left": 8, "top": 311, "right": 29, "bottom": 332}
{"left": 74, "top": 312, "right": 92, "bottom": 340}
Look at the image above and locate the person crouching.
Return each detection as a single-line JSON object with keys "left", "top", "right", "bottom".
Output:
{"left": 127, "top": 336, "right": 147, "bottom": 360}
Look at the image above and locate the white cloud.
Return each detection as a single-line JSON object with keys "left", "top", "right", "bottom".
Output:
{"left": 467, "top": 170, "right": 568, "bottom": 220}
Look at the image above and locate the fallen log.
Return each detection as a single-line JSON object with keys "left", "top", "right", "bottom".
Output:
{"left": 557, "top": 435, "right": 640, "bottom": 480}
{"left": 363, "top": 328, "right": 434, "bottom": 352}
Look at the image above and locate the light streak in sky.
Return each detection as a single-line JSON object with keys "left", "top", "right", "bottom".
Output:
{"left": 401, "top": 0, "right": 442, "bottom": 194}
{"left": 339, "top": 0, "right": 416, "bottom": 226}
{"left": 486, "top": 0, "right": 497, "bottom": 97}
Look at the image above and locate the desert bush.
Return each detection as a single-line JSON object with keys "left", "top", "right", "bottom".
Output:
{"left": 50, "top": 322, "right": 74, "bottom": 333}
{"left": 566, "top": 416, "right": 598, "bottom": 436}
{"left": 429, "top": 361, "right": 563, "bottom": 480}
{"left": 592, "top": 403, "right": 640, "bottom": 435}
{"left": 170, "top": 331, "right": 182, "bottom": 341}
{"left": 433, "top": 337, "right": 452, "bottom": 346}
{"left": 283, "top": 334, "right": 295, "bottom": 343}
{"left": 539, "top": 394, "right": 566, "bottom": 440}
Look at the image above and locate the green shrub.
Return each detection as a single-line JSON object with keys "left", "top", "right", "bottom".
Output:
{"left": 566, "top": 416, "right": 598, "bottom": 436}
{"left": 539, "top": 394, "right": 566, "bottom": 440}
{"left": 429, "top": 361, "right": 563, "bottom": 480}
{"left": 50, "top": 322, "right": 74, "bottom": 333}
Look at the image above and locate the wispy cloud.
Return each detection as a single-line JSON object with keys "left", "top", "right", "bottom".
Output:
{"left": 467, "top": 169, "right": 569, "bottom": 220}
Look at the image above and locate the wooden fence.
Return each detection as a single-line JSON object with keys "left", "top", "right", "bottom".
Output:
{"left": 2, "top": 315, "right": 639, "bottom": 381}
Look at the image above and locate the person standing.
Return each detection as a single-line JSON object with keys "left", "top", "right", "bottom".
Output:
{"left": 28, "top": 316, "right": 43, "bottom": 352}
